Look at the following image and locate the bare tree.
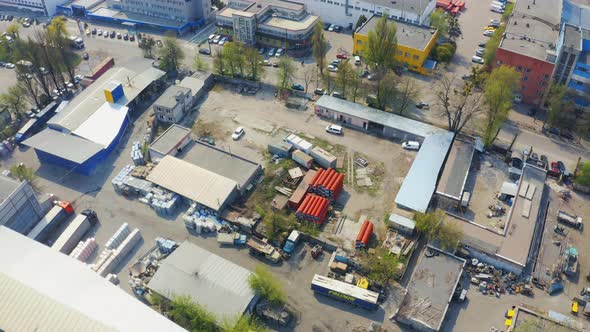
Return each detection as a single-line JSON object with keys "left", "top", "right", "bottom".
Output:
{"left": 393, "top": 77, "right": 420, "bottom": 115}
{"left": 335, "top": 59, "right": 354, "bottom": 97}
{"left": 302, "top": 66, "right": 316, "bottom": 93}
{"left": 434, "top": 75, "right": 484, "bottom": 133}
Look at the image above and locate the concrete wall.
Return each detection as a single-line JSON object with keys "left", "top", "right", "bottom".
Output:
{"left": 464, "top": 246, "right": 523, "bottom": 276}
{"left": 0, "top": 180, "right": 45, "bottom": 235}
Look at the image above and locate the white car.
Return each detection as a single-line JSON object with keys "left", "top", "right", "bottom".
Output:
{"left": 268, "top": 48, "right": 276, "bottom": 57}
{"left": 275, "top": 48, "right": 283, "bottom": 57}
{"left": 5, "top": 63, "right": 15, "bottom": 69}
{"left": 475, "top": 48, "right": 485, "bottom": 57}
{"left": 208, "top": 34, "right": 216, "bottom": 40}
{"left": 232, "top": 127, "right": 245, "bottom": 140}
{"left": 326, "top": 124, "right": 343, "bottom": 135}
{"left": 483, "top": 30, "right": 494, "bottom": 37}
{"left": 328, "top": 24, "right": 335, "bottom": 32}
{"left": 327, "top": 65, "right": 338, "bottom": 72}
{"left": 472, "top": 56, "right": 484, "bottom": 64}
{"left": 402, "top": 141, "right": 420, "bottom": 150}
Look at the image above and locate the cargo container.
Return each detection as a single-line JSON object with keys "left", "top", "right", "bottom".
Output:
{"left": 27, "top": 201, "right": 74, "bottom": 242}
{"left": 52, "top": 210, "right": 97, "bottom": 254}
{"left": 292, "top": 150, "right": 313, "bottom": 169}
{"left": 87, "top": 57, "right": 115, "bottom": 81}
{"left": 268, "top": 140, "right": 293, "bottom": 158}
{"left": 285, "top": 134, "right": 313, "bottom": 154}
{"left": 558, "top": 210, "right": 583, "bottom": 229}
{"left": 311, "top": 274, "right": 379, "bottom": 310}
{"left": 310, "top": 147, "right": 337, "bottom": 169}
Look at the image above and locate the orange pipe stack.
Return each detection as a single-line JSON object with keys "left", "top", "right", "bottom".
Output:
{"left": 295, "top": 194, "right": 330, "bottom": 224}
{"left": 355, "top": 220, "right": 373, "bottom": 249}
{"left": 309, "top": 168, "right": 344, "bottom": 201}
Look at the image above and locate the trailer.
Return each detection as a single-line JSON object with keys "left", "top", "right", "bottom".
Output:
{"left": 558, "top": 210, "right": 583, "bottom": 229}
{"left": 27, "top": 201, "right": 74, "bottom": 243}
{"left": 217, "top": 232, "right": 246, "bottom": 246}
{"left": 52, "top": 210, "right": 97, "bottom": 254}
{"left": 247, "top": 237, "right": 282, "bottom": 263}
{"left": 311, "top": 274, "right": 379, "bottom": 310}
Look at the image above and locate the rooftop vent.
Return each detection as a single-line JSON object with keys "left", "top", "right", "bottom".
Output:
{"left": 526, "top": 23, "right": 529, "bottom": 28}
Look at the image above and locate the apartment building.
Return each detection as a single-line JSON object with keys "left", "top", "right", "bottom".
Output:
{"left": 119, "top": 0, "right": 211, "bottom": 23}
{"left": 216, "top": 0, "right": 319, "bottom": 48}
{"left": 153, "top": 86, "right": 192, "bottom": 123}
{"left": 353, "top": 15, "right": 438, "bottom": 75}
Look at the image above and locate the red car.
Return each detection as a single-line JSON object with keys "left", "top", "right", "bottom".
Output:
{"left": 550, "top": 162, "right": 560, "bottom": 176}
{"left": 336, "top": 53, "right": 348, "bottom": 59}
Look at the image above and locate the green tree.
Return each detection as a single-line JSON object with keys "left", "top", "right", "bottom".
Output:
{"left": 415, "top": 210, "right": 463, "bottom": 250}
{"left": 483, "top": 26, "right": 505, "bottom": 66}
{"left": 365, "top": 248, "right": 401, "bottom": 284}
{"left": 158, "top": 36, "right": 185, "bottom": 73}
{"left": 349, "top": 68, "right": 363, "bottom": 102}
{"left": 576, "top": 110, "right": 590, "bottom": 140}
{"left": 0, "top": 84, "right": 27, "bottom": 120}
{"left": 7, "top": 23, "right": 20, "bottom": 39}
{"left": 365, "top": 15, "right": 397, "bottom": 76}
{"left": 430, "top": 9, "right": 449, "bottom": 36}
{"left": 168, "top": 295, "right": 219, "bottom": 331}
{"left": 482, "top": 65, "right": 520, "bottom": 147}
{"left": 193, "top": 54, "right": 209, "bottom": 72}
{"left": 276, "top": 56, "right": 295, "bottom": 91}
{"left": 392, "top": 76, "right": 420, "bottom": 115}
{"left": 546, "top": 83, "right": 575, "bottom": 129}
{"left": 312, "top": 21, "right": 329, "bottom": 75}
{"left": 354, "top": 15, "right": 368, "bottom": 31}
{"left": 375, "top": 71, "right": 397, "bottom": 110}
{"left": 213, "top": 49, "right": 225, "bottom": 75}
{"left": 335, "top": 59, "right": 354, "bottom": 97}
{"left": 244, "top": 46, "right": 264, "bottom": 81}
{"left": 221, "top": 314, "right": 268, "bottom": 332}
{"left": 434, "top": 74, "right": 484, "bottom": 133}
{"left": 433, "top": 42, "right": 456, "bottom": 63}
{"left": 139, "top": 36, "right": 156, "bottom": 58}
{"left": 574, "top": 161, "right": 590, "bottom": 187}
{"left": 248, "top": 265, "right": 287, "bottom": 306}
{"left": 10, "top": 163, "right": 38, "bottom": 190}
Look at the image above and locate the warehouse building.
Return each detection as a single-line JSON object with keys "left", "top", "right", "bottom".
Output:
{"left": 147, "top": 241, "right": 256, "bottom": 320}
{"left": 435, "top": 136, "right": 476, "bottom": 209}
{"left": 506, "top": 306, "right": 584, "bottom": 331}
{"left": 315, "top": 95, "right": 454, "bottom": 213}
{"left": 147, "top": 155, "right": 239, "bottom": 212}
{"left": 0, "top": 177, "right": 45, "bottom": 235}
{"left": 24, "top": 67, "right": 165, "bottom": 176}
{"left": 395, "top": 246, "right": 465, "bottom": 332}
{"left": 0, "top": 227, "right": 185, "bottom": 332}
{"left": 148, "top": 124, "right": 193, "bottom": 160}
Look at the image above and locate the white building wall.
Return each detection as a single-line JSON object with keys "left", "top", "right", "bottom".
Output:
{"left": 1, "top": 0, "right": 63, "bottom": 16}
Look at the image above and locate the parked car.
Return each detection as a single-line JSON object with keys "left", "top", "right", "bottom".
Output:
{"left": 327, "top": 65, "right": 338, "bottom": 72}
{"left": 416, "top": 102, "right": 430, "bottom": 110}
{"left": 560, "top": 131, "right": 575, "bottom": 140}
{"left": 472, "top": 56, "right": 484, "bottom": 64}
{"left": 219, "top": 37, "right": 228, "bottom": 45}
{"left": 490, "top": 19, "right": 500, "bottom": 27}
{"left": 336, "top": 52, "right": 348, "bottom": 59}
{"left": 82, "top": 53, "right": 89, "bottom": 60}
{"left": 531, "top": 152, "right": 539, "bottom": 160}
{"left": 324, "top": 22, "right": 331, "bottom": 30}
{"left": 557, "top": 161, "right": 567, "bottom": 175}
{"left": 262, "top": 60, "right": 272, "bottom": 66}
{"left": 476, "top": 48, "right": 485, "bottom": 56}
{"left": 484, "top": 30, "right": 495, "bottom": 37}
{"left": 326, "top": 124, "right": 343, "bottom": 135}
{"left": 208, "top": 34, "right": 216, "bottom": 40}
{"left": 5, "top": 63, "right": 15, "bottom": 69}
{"left": 478, "top": 41, "right": 487, "bottom": 47}
{"left": 331, "top": 59, "right": 341, "bottom": 67}
{"left": 212, "top": 36, "right": 220, "bottom": 44}
{"left": 199, "top": 48, "right": 211, "bottom": 55}
{"left": 97, "top": 29, "right": 103, "bottom": 36}
{"left": 116, "top": 32, "right": 122, "bottom": 39}
{"left": 123, "top": 33, "right": 129, "bottom": 41}
{"left": 540, "top": 155, "right": 548, "bottom": 168}
{"left": 314, "top": 88, "right": 325, "bottom": 95}
{"left": 91, "top": 28, "right": 97, "bottom": 35}
{"left": 291, "top": 83, "right": 304, "bottom": 91}
{"left": 328, "top": 24, "right": 335, "bottom": 32}
{"left": 332, "top": 91, "right": 345, "bottom": 99}
{"left": 129, "top": 34, "right": 135, "bottom": 42}
{"left": 402, "top": 141, "right": 420, "bottom": 150}
{"left": 333, "top": 25, "right": 342, "bottom": 32}
{"left": 275, "top": 48, "right": 284, "bottom": 57}
{"left": 550, "top": 162, "right": 560, "bottom": 175}
{"left": 268, "top": 48, "right": 276, "bottom": 57}
{"left": 232, "top": 127, "right": 245, "bottom": 140}
{"left": 258, "top": 47, "right": 265, "bottom": 54}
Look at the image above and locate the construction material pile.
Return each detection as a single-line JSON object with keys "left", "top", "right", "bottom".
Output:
{"left": 69, "top": 238, "right": 98, "bottom": 262}
{"left": 92, "top": 224, "right": 142, "bottom": 277}
{"left": 296, "top": 194, "right": 329, "bottom": 224}
{"left": 310, "top": 168, "right": 344, "bottom": 201}
{"left": 131, "top": 141, "right": 145, "bottom": 166}
{"left": 356, "top": 220, "right": 373, "bottom": 250}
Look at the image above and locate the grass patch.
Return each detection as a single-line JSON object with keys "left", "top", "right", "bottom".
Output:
{"left": 192, "top": 119, "right": 228, "bottom": 142}
{"left": 502, "top": 2, "right": 514, "bottom": 21}
{"left": 299, "top": 133, "right": 345, "bottom": 155}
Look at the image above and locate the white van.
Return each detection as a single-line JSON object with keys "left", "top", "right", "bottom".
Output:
{"left": 402, "top": 141, "right": 420, "bottom": 150}
{"left": 354, "top": 56, "right": 361, "bottom": 65}
{"left": 326, "top": 124, "right": 343, "bottom": 135}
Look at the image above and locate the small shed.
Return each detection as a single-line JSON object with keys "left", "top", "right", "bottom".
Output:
{"left": 148, "top": 124, "right": 193, "bottom": 160}
{"left": 388, "top": 213, "right": 416, "bottom": 235}
{"left": 268, "top": 140, "right": 292, "bottom": 158}
{"left": 292, "top": 150, "right": 313, "bottom": 169}
{"left": 310, "top": 147, "right": 337, "bottom": 169}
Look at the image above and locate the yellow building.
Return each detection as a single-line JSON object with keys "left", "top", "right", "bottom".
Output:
{"left": 353, "top": 15, "right": 439, "bottom": 75}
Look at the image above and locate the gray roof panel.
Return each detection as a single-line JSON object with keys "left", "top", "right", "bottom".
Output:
{"left": 23, "top": 129, "right": 104, "bottom": 164}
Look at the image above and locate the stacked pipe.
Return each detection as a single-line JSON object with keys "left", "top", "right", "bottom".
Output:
{"left": 309, "top": 168, "right": 344, "bottom": 201}
{"left": 295, "top": 194, "right": 329, "bottom": 224}
{"left": 355, "top": 220, "right": 373, "bottom": 249}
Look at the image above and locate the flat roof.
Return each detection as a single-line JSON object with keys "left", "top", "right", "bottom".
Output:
{"left": 0, "top": 227, "right": 185, "bottom": 332}
{"left": 180, "top": 141, "right": 260, "bottom": 191}
{"left": 395, "top": 133, "right": 455, "bottom": 213}
{"left": 436, "top": 138, "right": 475, "bottom": 201}
{"left": 388, "top": 213, "right": 416, "bottom": 230}
{"left": 511, "top": 306, "right": 584, "bottom": 331}
{"left": 369, "top": 0, "right": 433, "bottom": 16}
{"left": 48, "top": 67, "right": 164, "bottom": 132}
{"left": 242, "top": 0, "right": 304, "bottom": 13}
{"left": 0, "top": 176, "right": 20, "bottom": 202}
{"left": 357, "top": 15, "right": 436, "bottom": 50}
{"left": 500, "top": 0, "right": 561, "bottom": 62}
{"left": 397, "top": 246, "right": 465, "bottom": 331}
{"left": 178, "top": 75, "right": 209, "bottom": 97}
{"left": 147, "top": 241, "right": 255, "bottom": 320}
{"left": 23, "top": 129, "right": 104, "bottom": 164}
{"left": 262, "top": 14, "right": 319, "bottom": 31}
{"left": 563, "top": 24, "right": 583, "bottom": 51}
{"left": 89, "top": 6, "right": 187, "bottom": 27}
{"left": 312, "top": 274, "right": 379, "bottom": 305}
{"left": 72, "top": 102, "right": 128, "bottom": 148}
{"left": 154, "top": 85, "right": 191, "bottom": 109}
{"left": 149, "top": 124, "right": 191, "bottom": 155}
{"left": 147, "top": 155, "right": 237, "bottom": 211}
{"left": 496, "top": 165, "right": 547, "bottom": 267}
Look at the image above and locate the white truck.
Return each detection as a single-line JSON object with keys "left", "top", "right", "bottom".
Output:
{"left": 558, "top": 210, "right": 583, "bottom": 230}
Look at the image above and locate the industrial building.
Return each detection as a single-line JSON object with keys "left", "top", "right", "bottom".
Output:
{"left": 147, "top": 241, "right": 256, "bottom": 320}
{"left": 300, "top": 0, "right": 435, "bottom": 29}
{"left": 23, "top": 67, "right": 165, "bottom": 175}
{"left": 353, "top": 15, "right": 439, "bottom": 75}
{"left": 177, "top": 72, "right": 214, "bottom": 108}
{"left": 0, "top": 177, "right": 45, "bottom": 235}
{"left": 153, "top": 86, "right": 192, "bottom": 123}
{"left": 1, "top": 0, "right": 64, "bottom": 16}
{"left": 147, "top": 155, "right": 239, "bottom": 212}
{"left": 395, "top": 246, "right": 465, "bottom": 332}
{"left": 216, "top": 0, "right": 319, "bottom": 47}
{"left": 315, "top": 95, "right": 454, "bottom": 213}
{"left": 506, "top": 306, "right": 584, "bottom": 331}
{"left": 435, "top": 136, "right": 476, "bottom": 209}
{"left": 148, "top": 124, "right": 193, "bottom": 160}
{"left": 0, "top": 227, "right": 185, "bottom": 332}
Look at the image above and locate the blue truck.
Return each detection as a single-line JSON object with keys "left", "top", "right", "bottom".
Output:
{"left": 311, "top": 274, "right": 379, "bottom": 310}
{"left": 282, "top": 230, "right": 301, "bottom": 255}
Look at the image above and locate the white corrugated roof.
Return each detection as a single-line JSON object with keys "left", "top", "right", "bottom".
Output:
{"left": 0, "top": 227, "right": 186, "bottom": 332}
{"left": 147, "top": 156, "right": 237, "bottom": 210}
{"left": 73, "top": 102, "right": 128, "bottom": 147}
{"left": 147, "top": 241, "right": 255, "bottom": 320}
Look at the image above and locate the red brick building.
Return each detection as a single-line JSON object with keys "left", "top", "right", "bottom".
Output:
{"left": 494, "top": 0, "right": 561, "bottom": 106}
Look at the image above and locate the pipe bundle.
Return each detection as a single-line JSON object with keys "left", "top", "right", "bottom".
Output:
{"left": 295, "top": 194, "right": 329, "bottom": 224}
{"left": 355, "top": 220, "right": 373, "bottom": 249}
{"left": 309, "top": 168, "right": 344, "bottom": 201}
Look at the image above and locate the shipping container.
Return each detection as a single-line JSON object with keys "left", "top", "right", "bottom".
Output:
{"left": 311, "top": 274, "right": 379, "bottom": 310}
{"left": 27, "top": 201, "right": 73, "bottom": 242}
{"left": 310, "top": 147, "right": 337, "bottom": 169}
{"left": 292, "top": 150, "right": 313, "bottom": 169}
{"left": 52, "top": 210, "right": 97, "bottom": 254}
{"left": 87, "top": 57, "right": 115, "bottom": 81}
{"left": 285, "top": 134, "right": 313, "bottom": 154}
{"left": 268, "top": 140, "right": 293, "bottom": 158}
